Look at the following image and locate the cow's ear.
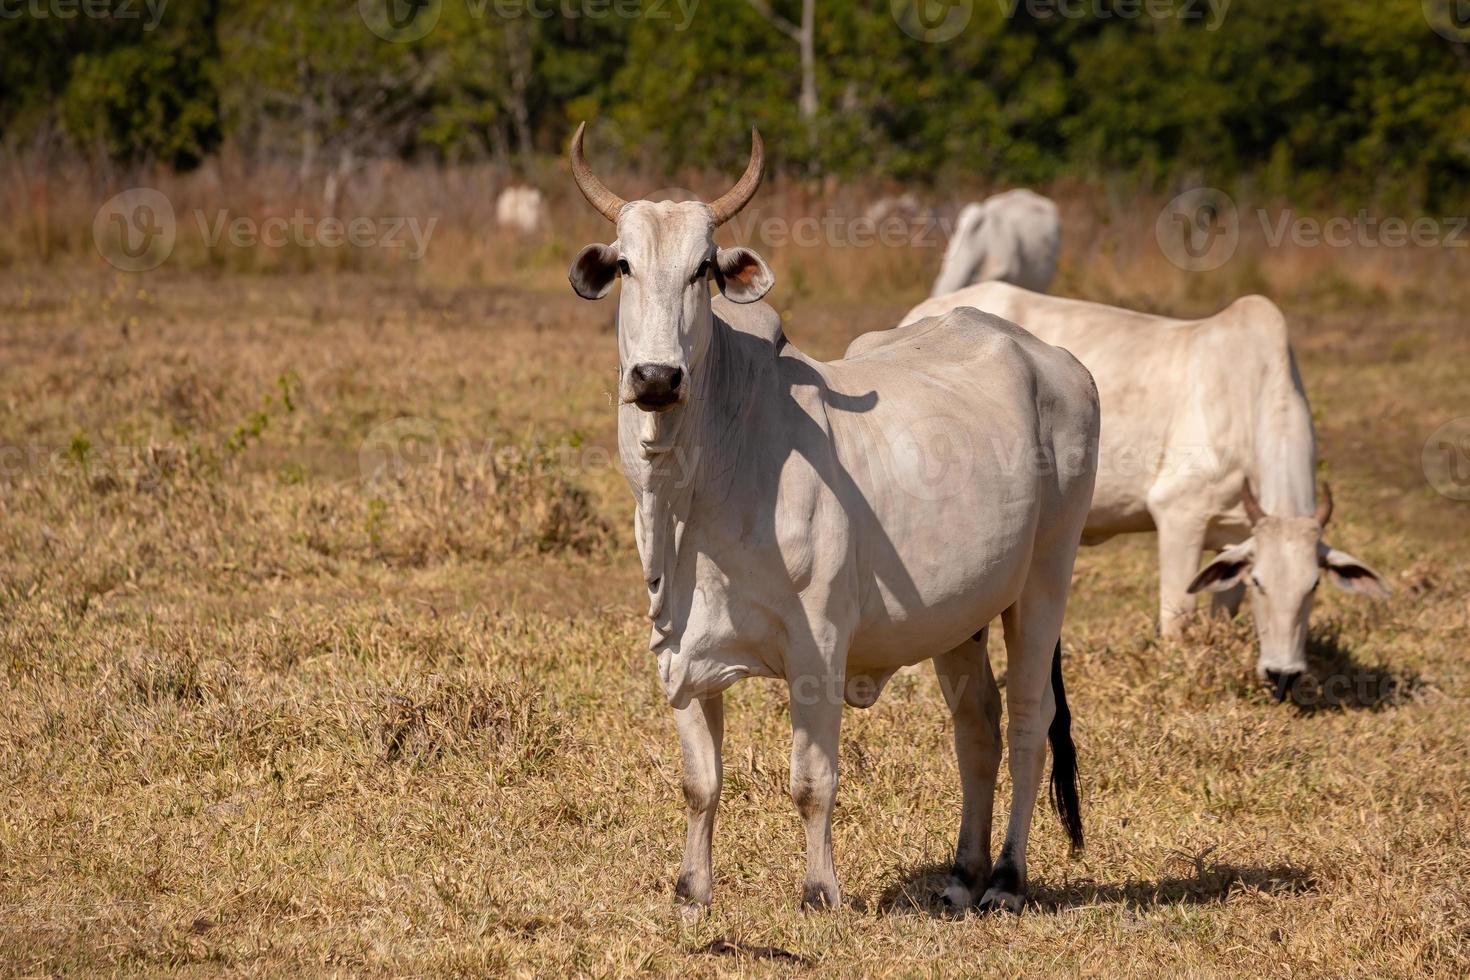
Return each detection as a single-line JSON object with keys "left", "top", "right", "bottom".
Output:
{"left": 1188, "top": 541, "right": 1255, "bottom": 594}
{"left": 714, "top": 246, "right": 773, "bottom": 303}
{"left": 569, "top": 243, "right": 619, "bottom": 300}
{"left": 1320, "top": 546, "right": 1391, "bottom": 598}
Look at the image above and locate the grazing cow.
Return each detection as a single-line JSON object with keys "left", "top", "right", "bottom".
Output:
{"left": 495, "top": 185, "right": 546, "bottom": 234}
{"left": 930, "top": 189, "right": 1060, "bottom": 297}
{"left": 900, "top": 283, "right": 1390, "bottom": 695}
{"left": 567, "top": 124, "right": 1100, "bottom": 913}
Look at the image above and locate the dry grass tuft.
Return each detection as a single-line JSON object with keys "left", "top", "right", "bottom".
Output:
{"left": 376, "top": 675, "right": 569, "bottom": 775}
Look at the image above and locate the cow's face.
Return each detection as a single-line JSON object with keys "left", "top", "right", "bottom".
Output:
{"left": 570, "top": 202, "right": 772, "bottom": 412}
{"left": 1188, "top": 488, "right": 1388, "bottom": 695}
{"left": 566, "top": 123, "right": 768, "bottom": 412}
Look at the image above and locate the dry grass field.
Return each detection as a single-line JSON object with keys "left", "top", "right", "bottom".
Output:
{"left": 1, "top": 191, "right": 1468, "bottom": 976}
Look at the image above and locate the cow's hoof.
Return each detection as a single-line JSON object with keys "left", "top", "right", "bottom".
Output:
{"left": 675, "top": 900, "right": 708, "bottom": 924}
{"left": 800, "top": 880, "right": 841, "bottom": 911}
{"left": 976, "top": 886, "right": 1025, "bottom": 915}
{"left": 938, "top": 880, "right": 974, "bottom": 917}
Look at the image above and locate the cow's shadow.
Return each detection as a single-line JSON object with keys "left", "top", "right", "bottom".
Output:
{"left": 876, "top": 859, "right": 1315, "bottom": 918}
{"left": 1285, "top": 622, "right": 1427, "bottom": 714}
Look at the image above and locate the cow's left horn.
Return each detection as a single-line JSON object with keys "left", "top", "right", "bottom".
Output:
{"left": 707, "top": 128, "right": 764, "bottom": 226}
{"left": 569, "top": 121, "right": 627, "bottom": 222}
{"left": 1314, "top": 482, "right": 1333, "bottom": 527}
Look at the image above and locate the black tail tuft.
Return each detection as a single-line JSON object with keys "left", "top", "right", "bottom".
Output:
{"left": 1048, "top": 639, "right": 1084, "bottom": 853}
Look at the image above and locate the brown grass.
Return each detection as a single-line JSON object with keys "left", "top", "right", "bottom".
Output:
{"left": 1, "top": 215, "right": 1468, "bottom": 974}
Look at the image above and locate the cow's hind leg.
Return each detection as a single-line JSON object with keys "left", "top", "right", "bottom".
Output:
{"left": 674, "top": 693, "right": 724, "bottom": 909}
{"left": 932, "top": 628, "right": 1002, "bottom": 913}
{"left": 981, "top": 581, "right": 1083, "bottom": 914}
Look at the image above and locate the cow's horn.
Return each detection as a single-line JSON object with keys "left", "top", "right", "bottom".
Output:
{"left": 1314, "top": 482, "right": 1333, "bottom": 527}
{"left": 569, "top": 122, "right": 627, "bottom": 222}
{"left": 708, "top": 127, "right": 764, "bottom": 226}
{"left": 1241, "top": 478, "right": 1267, "bottom": 525}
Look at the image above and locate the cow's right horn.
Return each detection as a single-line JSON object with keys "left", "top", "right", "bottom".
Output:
{"left": 569, "top": 122, "right": 627, "bottom": 222}
{"left": 708, "top": 128, "right": 764, "bottom": 226}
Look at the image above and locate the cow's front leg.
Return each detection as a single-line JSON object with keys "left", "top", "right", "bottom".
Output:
{"left": 673, "top": 693, "right": 724, "bottom": 909}
{"left": 788, "top": 673, "right": 844, "bottom": 910}
{"left": 1209, "top": 581, "right": 1246, "bottom": 621}
{"left": 1151, "top": 508, "right": 1209, "bottom": 638}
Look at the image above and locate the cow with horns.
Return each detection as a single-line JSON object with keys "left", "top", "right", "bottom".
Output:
{"left": 565, "top": 123, "right": 1101, "bottom": 913}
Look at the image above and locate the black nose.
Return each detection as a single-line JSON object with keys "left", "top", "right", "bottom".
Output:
{"left": 1264, "top": 669, "right": 1302, "bottom": 702}
{"left": 628, "top": 363, "right": 684, "bottom": 409}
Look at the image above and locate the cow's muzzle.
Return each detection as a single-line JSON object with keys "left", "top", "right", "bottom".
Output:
{"left": 1263, "top": 668, "right": 1303, "bottom": 703}
{"left": 628, "top": 363, "right": 684, "bottom": 411}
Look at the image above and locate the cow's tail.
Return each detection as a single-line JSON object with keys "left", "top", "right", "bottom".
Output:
{"left": 1048, "top": 639, "right": 1084, "bottom": 853}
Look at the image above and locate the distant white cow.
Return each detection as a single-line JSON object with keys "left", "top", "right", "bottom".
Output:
{"left": 862, "top": 191, "right": 923, "bottom": 226}
{"left": 931, "top": 190, "right": 1060, "bottom": 297}
{"left": 900, "top": 283, "right": 1390, "bottom": 694}
{"left": 495, "top": 185, "right": 546, "bottom": 234}
{"left": 568, "top": 125, "right": 1099, "bottom": 914}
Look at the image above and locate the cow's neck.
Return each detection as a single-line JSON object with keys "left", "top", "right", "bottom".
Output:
{"left": 1250, "top": 351, "right": 1318, "bottom": 518}
{"left": 619, "top": 308, "right": 747, "bottom": 641}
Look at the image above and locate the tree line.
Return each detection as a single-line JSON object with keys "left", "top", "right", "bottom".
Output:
{"left": 3, "top": 0, "right": 1468, "bottom": 205}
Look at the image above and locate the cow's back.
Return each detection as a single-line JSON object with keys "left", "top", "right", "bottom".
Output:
{"left": 897, "top": 284, "right": 1297, "bottom": 537}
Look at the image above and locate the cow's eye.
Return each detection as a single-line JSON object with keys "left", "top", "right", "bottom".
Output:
{"left": 1250, "top": 574, "right": 1265, "bottom": 593}
{"left": 617, "top": 258, "right": 631, "bottom": 276}
{"left": 691, "top": 260, "right": 709, "bottom": 284}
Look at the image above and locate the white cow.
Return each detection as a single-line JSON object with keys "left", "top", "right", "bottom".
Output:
{"left": 930, "top": 189, "right": 1060, "bottom": 297}
{"left": 902, "top": 283, "right": 1390, "bottom": 694}
{"left": 495, "top": 185, "right": 546, "bottom": 234}
{"left": 567, "top": 124, "right": 1100, "bottom": 914}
